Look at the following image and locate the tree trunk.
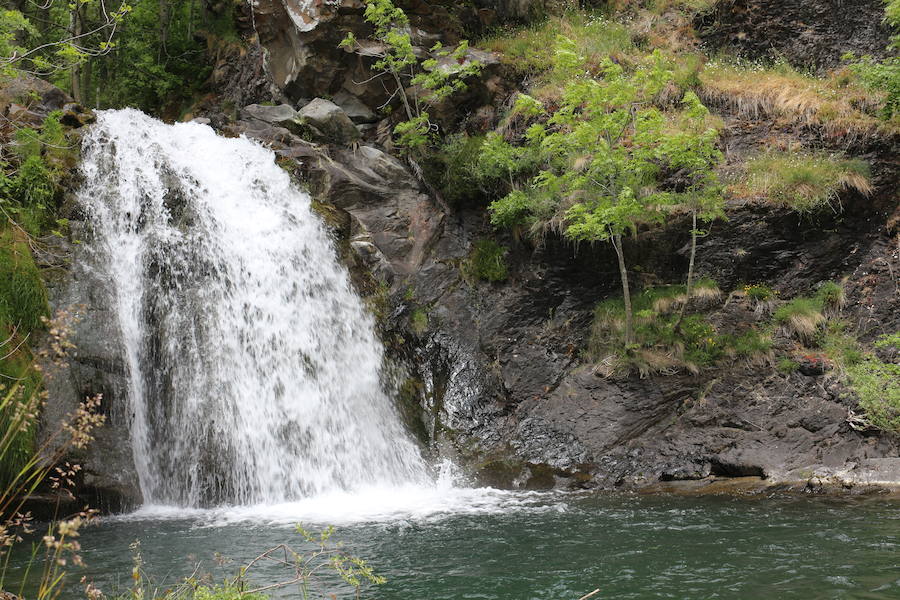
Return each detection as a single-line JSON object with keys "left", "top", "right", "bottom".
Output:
{"left": 82, "top": 57, "right": 93, "bottom": 108}
{"left": 11, "top": 0, "right": 28, "bottom": 46}
{"left": 159, "top": 0, "right": 171, "bottom": 60}
{"left": 611, "top": 232, "right": 634, "bottom": 346}
{"left": 69, "top": 4, "right": 83, "bottom": 103}
{"left": 676, "top": 209, "right": 698, "bottom": 326}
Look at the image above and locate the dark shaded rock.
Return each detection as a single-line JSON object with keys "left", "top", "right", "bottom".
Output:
{"left": 697, "top": 0, "right": 894, "bottom": 72}
{"left": 332, "top": 90, "right": 377, "bottom": 123}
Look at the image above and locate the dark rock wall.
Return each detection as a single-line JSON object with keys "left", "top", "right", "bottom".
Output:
{"left": 698, "top": 0, "right": 894, "bottom": 71}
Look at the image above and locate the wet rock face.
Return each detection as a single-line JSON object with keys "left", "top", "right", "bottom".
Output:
{"left": 697, "top": 0, "right": 894, "bottom": 71}
{"left": 40, "top": 230, "right": 144, "bottom": 512}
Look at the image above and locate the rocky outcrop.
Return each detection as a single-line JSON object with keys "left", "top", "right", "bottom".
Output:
{"left": 28, "top": 0, "right": 900, "bottom": 510}
{"left": 298, "top": 98, "right": 360, "bottom": 143}
{"left": 697, "top": 0, "right": 894, "bottom": 71}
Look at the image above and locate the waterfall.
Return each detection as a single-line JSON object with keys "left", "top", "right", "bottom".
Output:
{"left": 76, "top": 109, "right": 428, "bottom": 507}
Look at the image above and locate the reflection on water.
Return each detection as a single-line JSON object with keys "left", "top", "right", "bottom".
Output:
{"left": 8, "top": 493, "right": 900, "bottom": 600}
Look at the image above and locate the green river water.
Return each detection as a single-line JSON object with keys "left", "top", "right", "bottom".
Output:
{"left": 7, "top": 492, "right": 900, "bottom": 599}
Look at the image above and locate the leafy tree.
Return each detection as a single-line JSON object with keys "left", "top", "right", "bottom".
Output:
{"left": 480, "top": 36, "right": 722, "bottom": 347}
{"left": 340, "top": 0, "right": 482, "bottom": 153}
{"left": 0, "top": 1, "right": 130, "bottom": 87}
{"left": 656, "top": 91, "right": 724, "bottom": 323}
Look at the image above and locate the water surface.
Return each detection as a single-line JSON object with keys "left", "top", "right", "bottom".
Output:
{"left": 11, "top": 492, "right": 899, "bottom": 600}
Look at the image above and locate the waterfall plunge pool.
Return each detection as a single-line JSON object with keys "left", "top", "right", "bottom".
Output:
{"left": 9, "top": 491, "right": 900, "bottom": 600}
{"left": 34, "top": 109, "right": 898, "bottom": 600}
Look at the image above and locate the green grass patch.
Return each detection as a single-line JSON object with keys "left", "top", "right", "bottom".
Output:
{"left": 588, "top": 283, "right": 743, "bottom": 375}
{"left": 464, "top": 239, "right": 508, "bottom": 283}
{"left": 430, "top": 134, "right": 490, "bottom": 206}
{"left": 480, "top": 11, "right": 635, "bottom": 79}
{"left": 742, "top": 151, "right": 872, "bottom": 214}
{"left": 410, "top": 308, "right": 429, "bottom": 335}
{"left": 743, "top": 283, "right": 777, "bottom": 302}
{"left": 0, "top": 230, "right": 49, "bottom": 334}
{"left": 777, "top": 357, "right": 800, "bottom": 374}
{"left": 725, "top": 328, "right": 774, "bottom": 362}
{"left": 816, "top": 280, "right": 846, "bottom": 312}
{"left": 700, "top": 59, "right": 898, "bottom": 137}
{"left": 773, "top": 296, "right": 825, "bottom": 341}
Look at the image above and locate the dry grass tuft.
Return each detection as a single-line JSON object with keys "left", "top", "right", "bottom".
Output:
{"left": 699, "top": 62, "right": 899, "bottom": 139}
{"left": 774, "top": 297, "right": 826, "bottom": 342}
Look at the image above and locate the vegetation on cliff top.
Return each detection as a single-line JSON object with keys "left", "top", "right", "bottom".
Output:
{"left": 2, "top": 0, "right": 236, "bottom": 115}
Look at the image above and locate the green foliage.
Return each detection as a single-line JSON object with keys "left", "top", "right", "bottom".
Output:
{"left": 743, "top": 151, "right": 872, "bottom": 213}
{"left": 410, "top": 308, "right": 429, "bottom": 335}
{"left": 874, "top": 331, "right": 900, "bottom": 350}
{"left": 483, "top": 46, "right": 684, "bottom": 239}
{"left": 845, "top": 54, "right": 900, "bottom": 119}
{"left": 743, "top": 283, "right": 777, "bottom": 302}
{"left": 1, "top": 3, "right": 130, "bottom": 83}
{"left": 344, "top": 0, "right": 482, "bottom": 153}
{"left": 0, "top": 230, "right": 49, "bottom": 334}
{"left": 1, "top": 112, "right": 73, "bottom": 234}
{"left": 850, "top": 358, "right": 900, "bottom": 432}
{"left": 841, "top": 1, "right": 900, "bottom": 120}
{"left": 0, "top": 10, "right": 33, "bottom": 77}
{"left": 819, "top": 320, "right": 864, "bottom": 367}
{"left": 190, "top": 586, "right": 267, "bottom": 600}
{"left": 480, "top": 12, "right": 635, "bottom": 79}
{"left": 464, "top": 239, "right": 508, "bottom": 282}
{"left": 95, "top": 0, "right": 231, "bottom": 113}
{"left": 588, "top": 285, "right": 738, "bottom": 374}
{"left": 481, "top": 35, "right": 722, "bottom": 348}
{"left": 818, "top": 325, "right": 900, "bottom": 433}
{"left": 429, "top": 134, "right": 490, "bottom": 205}
{"left": 723, "top": 328, "right": 773, "bottom": 359}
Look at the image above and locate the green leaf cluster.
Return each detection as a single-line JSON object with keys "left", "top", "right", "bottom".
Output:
{"left": 343, "top": 0, "right": 482, "bottom": 152}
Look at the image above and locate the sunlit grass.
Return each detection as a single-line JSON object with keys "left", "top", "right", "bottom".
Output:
{"left": 737, "top": 151, "right": 872, "bottom": 213}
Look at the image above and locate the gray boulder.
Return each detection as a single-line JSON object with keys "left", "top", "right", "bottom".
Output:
{"left": 240, "top": 103, "right": 299, "bottom": 127}
{"left": 332, "top": 90, "right": 377, "bottom": 124}
{"left": 298, "top": 98, "right": 360, "bottom": 144}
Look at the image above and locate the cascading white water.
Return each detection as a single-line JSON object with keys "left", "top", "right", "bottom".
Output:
{"left": 77, "top": 109, "right": 429, "bottom": 507}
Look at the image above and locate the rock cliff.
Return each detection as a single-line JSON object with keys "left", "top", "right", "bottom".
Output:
{"left": 30, "top": 0, "right": 900, "bottom": 508}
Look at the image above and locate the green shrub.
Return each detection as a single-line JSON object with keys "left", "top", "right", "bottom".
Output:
{"left": 744, "top": 151, "right": 872, "bottom": 213}
{"left": 433, "top": 134, "right": 490, "bottom": 205}
{"left": 848, "top": 358, "right": 900, "bottom": 432}
{"left": 465, "top": 239, "right": 508, "bottom": 282}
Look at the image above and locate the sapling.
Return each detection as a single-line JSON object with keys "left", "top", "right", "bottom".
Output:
{"left": 340, "top": 0, "right": 482, "bottom": 153}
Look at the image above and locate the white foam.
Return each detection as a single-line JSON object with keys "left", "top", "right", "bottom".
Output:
{"left": 114, "top": 484, "right": 566, "bottom": 527}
